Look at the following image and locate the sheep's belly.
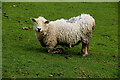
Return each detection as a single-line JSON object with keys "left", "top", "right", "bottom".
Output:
{"left": 57, "top": 40, "right": 82, "bottom": 48}
{"left": 57, "top": 32, "right": 82, "bottom": 48}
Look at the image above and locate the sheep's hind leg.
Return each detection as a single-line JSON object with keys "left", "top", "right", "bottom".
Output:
{"left": 82, "top": 43, "right": 89, "bottom": 57}
{"left": 81, "top": 42, "right": 86, "bottom": 53}
{"left": 77, "top": 42, "right": 85, "bottom": 55}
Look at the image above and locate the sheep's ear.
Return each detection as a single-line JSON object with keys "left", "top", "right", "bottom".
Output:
{"left": 30, "top": 18, "right": 36, "bottom": 22}
{"left": 45, "top": 21, "right": 49, "bottom": 24}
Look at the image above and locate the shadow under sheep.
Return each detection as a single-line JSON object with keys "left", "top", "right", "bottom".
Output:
{"left": 23, "top": 42, "right": 86, "bottom": 57}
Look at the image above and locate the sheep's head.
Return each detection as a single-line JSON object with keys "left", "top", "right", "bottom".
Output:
{"left": 31, "top": 17, "right": 49, "bottom": 32}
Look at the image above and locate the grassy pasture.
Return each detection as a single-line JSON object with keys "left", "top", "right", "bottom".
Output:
{"left": 2, "top": 2, "right": 118, "bottom": 78}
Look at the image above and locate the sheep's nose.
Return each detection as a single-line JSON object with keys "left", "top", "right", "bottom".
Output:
{"left": 37, "top": 28, "right": 41, "bottom": 32}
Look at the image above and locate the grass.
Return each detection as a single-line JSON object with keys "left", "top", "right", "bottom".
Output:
{"left": 2, "top": 2, "right": 118, "bottom": 78}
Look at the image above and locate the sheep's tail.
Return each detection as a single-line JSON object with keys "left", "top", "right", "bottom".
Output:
{"left": 92, "top": 21, "right": 95, "bottom": 30}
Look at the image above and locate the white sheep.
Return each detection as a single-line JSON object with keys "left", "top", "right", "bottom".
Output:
{"left": 31, "top": 14, "right": 95, "bottom": 56}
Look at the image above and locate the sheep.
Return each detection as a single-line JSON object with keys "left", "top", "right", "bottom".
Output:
{"left": 31, "top": 14, "right": 95, "bottom": 56}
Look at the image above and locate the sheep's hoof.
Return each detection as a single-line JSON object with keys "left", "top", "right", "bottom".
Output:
{"left": 82, "top": 54, "right": 88, "bottom": 57}
{"left": 52, "top": 48, "right": 63, "bottom": 54}
{"left": 48, "top": 49, "right": 53, "bottom": 53}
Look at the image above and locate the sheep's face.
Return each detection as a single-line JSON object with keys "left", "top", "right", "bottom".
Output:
{"left": 31, "top": 17, "right": 49, "bottom": 32}
{"left": 35, "top": 20, "right": 43, "bottom": 32}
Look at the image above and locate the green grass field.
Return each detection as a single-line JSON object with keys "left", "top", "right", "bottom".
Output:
{"left": 2, "top": 2, "right": 118, "bottom": 78}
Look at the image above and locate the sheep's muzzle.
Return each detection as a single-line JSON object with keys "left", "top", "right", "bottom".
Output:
{"left": 37, "top": 28, "right": 41, "bottom": 32}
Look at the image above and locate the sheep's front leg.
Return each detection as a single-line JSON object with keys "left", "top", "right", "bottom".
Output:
{"left": 47, "top": 40, "right": 56, "bottom": 53}
{"left": 48, "top": 46, "right": 55, "bottom": 53}
{"left": 48, "top": 46, "right": 63, "bottom": 54}
{"left": 47, "top": 37, "right": 63, "bottom": 54}
{"left": 47, "top": 40, "right": 62, "bottom": 54}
